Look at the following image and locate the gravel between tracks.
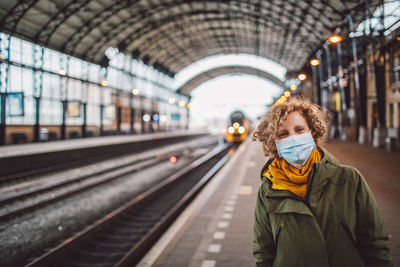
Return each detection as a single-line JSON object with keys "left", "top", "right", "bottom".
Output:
{"left": 0, "top": 148, "right": 209, "bottom": 266}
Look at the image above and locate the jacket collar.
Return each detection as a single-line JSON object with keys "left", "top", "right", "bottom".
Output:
{"left": 312, "top": 146, "right": 346, "bottom": 186}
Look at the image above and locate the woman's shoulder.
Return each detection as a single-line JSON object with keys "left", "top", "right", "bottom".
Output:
{"left": 338, "top": 164, "right": 364, "bottom": 183}
{"left": 320, "top": 147, "right": 364, "bottom": 182}
{"left": 320, "top": 159, "right": 364, "bottom": 187}
{"left": 320, "top": 147, "right": 362, "bottom": 177}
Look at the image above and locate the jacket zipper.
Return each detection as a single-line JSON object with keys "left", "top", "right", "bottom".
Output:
{"left": 272, "top": 226, "right": 281, "bottom": 267}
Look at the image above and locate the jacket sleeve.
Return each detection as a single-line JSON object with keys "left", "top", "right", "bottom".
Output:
{"left": 253, "top": 184, "right": 275, "bottom": 267}
{"left": 354, "top": 169, "right": 393, "bottom": 267}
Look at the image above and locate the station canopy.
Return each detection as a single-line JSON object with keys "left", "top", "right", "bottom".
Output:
{"left": 0, "top": 0, "right": 378, "bottom": 76}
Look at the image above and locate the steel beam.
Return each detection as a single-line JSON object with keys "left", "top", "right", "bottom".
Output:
{"left": 0, "top": 0, "right": 40, "bottom": 36}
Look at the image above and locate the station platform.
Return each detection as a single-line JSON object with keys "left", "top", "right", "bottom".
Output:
{"left": 138, "top": 138, "right": 400, "bottom": 267}
{"left": 0, "top": 130, "right": 208, "bottom": 179}
{"left": 0, "top": 130, "right": 205, "bottom": 158}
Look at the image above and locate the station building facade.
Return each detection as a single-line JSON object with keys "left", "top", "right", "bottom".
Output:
{"left": 0, "top": 33, "right": 190, "bottom": 145}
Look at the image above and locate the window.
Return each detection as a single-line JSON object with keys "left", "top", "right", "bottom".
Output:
{"left": 391, "top": 55, "right": 400, "bottom": 84}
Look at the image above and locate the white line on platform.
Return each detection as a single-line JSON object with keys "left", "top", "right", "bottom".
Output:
{"left": 239, "top": 185, "right": 253, "bottom": 195}
{"left": 227, "top": 200, "right": 236, "bottom": 205}
{"left": 213, "top": 231, "right": 226, "bottom": 240}
{"left": 218, "top": 221, "right": 230, "bottom": 228}
{"left": 247, "top": 161, "right": 256, "bottom": 167}
{"left": 208, "top": 244, "right": 222, "bottom": 253}
{"left": 222, "top": 213, "right": 232, "bottom": 219}
{"left": 224, "top": 206, "right": 234, "bottom": 212}
{"left": 201, "top": 260, "right": 216, "bottom": 267}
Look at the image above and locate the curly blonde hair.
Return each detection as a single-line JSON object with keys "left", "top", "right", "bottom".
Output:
{"left": 252, "top": 96, "right": 329, "bottom": 159}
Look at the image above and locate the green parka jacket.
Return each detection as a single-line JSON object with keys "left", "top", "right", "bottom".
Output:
{"left": 253, "top": 147, "right": 392, "bottom": 267}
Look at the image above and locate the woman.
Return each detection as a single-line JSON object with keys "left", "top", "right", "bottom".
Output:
{"left": 252, "top": 97, "right": 392, "bottom": 267}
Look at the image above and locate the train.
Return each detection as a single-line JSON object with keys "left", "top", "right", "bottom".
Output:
{"left": 225, "top": 110, "right": 251, "bottom": 143}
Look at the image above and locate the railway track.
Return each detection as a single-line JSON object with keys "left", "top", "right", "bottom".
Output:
{"left": 26, "top": 143, "right": 233, "bottom": 267}
{"left": 0, "top": 136, "right": 219, "bottom": 221}
{"left": 0, "top": 133, "right": 208, "bottom": 184}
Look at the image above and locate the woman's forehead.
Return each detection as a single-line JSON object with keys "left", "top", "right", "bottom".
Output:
{"left": 278, "top": 111, "right": 308, "bottom": 128}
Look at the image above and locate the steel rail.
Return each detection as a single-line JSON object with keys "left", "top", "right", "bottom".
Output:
{"left": 0, "top": 136, "right": 218, "bottom": 221}
{"left": 0, "top": 157, "right": 161, "bottom": 221}
{"left": 117, "top": 149, "right": 231, "bottom": 267}
{"left": 25, "top": 143, "right": 232, "bottom": 267}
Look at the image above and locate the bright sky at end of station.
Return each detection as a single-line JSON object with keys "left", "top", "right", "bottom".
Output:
{"left": 174, "top": 54, "right": 287, "bottom": 88}
{"left": 188, "top": 74, "right": 283, "bottom": 133}
{"left": 176, "top": 54, "right": 286, "bottom": 132}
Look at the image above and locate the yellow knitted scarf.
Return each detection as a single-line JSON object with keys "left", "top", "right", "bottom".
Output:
{"left": 263, "top": 149, "right": 322, "bottom": 199}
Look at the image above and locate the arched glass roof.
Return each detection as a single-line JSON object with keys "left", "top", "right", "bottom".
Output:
{"left": 0, "top": 0, "right": 379, "bottom": 75}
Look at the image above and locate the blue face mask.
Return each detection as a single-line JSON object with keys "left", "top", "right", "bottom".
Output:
{"left": 275, "top": 132, "right": 316, "bottom": 167}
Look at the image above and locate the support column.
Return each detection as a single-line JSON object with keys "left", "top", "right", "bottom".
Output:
{"left": 324, "top": 41, "right": 337, "bottom": 138}
{"left": 316, "top": 51, "right": 326, "bottom": 110}
{"left": 336, "top": 42, "right": 348, "bottom": 123}
{"left": 377, "top": 0, "right": 386, "bottom": 129}
{"left": 99, "top": 66, "right": 108, "bottom": 136}
{"left": 311, "top": 65, "right": 321, "bottom": 105}
{"left": 117, "top": 105, "right": 122, "bottom": 134}
{"left": 129, "top": 57, "right": 136, "bottom": 134}
{"left": 186, "top": 104, "right": 190, "bottom": 129}
{"left": 348, "top": 15, "right": 362, "bottom": 141}
{"left": 141, "top": 108, "right": 145, "bottom": 134}
{"left": 358, "top": 60, "right": 368, "bottom": 143}
{"left": 59, "top": 55, "right": 69, "bottom": 140}
{"left": 0, "top": 92, "right": 6, "bottom": 145}
{"left": 130, "top": 103, "right": 135, "bottom": 134}
{"left": 323, "top": 44, "right": 333, "bottom": 92}
{"left": 0, "top": 35, "right": 10, "bottom": 145}
{"left": 100, "top": 104, "right": 104, "bottom": 136}
{"left": 129, "top": 90, "right": 137, "bottom": 134}
{"left": 81, "top": 62, "right": 89, "bottom": 137}
{"left": 34, "top": 97, "right": 40, "bottom": 141}
{"left": 82, "top": 103, "right": 87, "bottom": 137}
{"left": 150, "top": 110, "right": 155, "bottom": 133}
{"left": 130, "top": 103, "right": 136, "bottom": 134}
{"left": 61, "top": 100, "right": 67, "bottom": 140}
{"left": 150, "top": 100, "right": 158, "bottom": 133}
{"left": 374, "top": 62, "right": 386, "bottom": 128}
{"left": 335, "top": 40, "right": 348, "bottom": 140}
{"left": 140, "top": 97, "right": 145, "bottom": 134}
{"left": 33, "top": 46, "right": 44, "bottom": 142}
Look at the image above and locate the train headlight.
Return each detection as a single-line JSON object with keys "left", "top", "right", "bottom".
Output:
{"left": 228, "top": 127, "right": 235, "bottom": 134}
{"left": 233, "top": 122, "right": 240, "bottom": 129}
{"left": 238, "top": 126, "right": 245, "bottom": 134}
